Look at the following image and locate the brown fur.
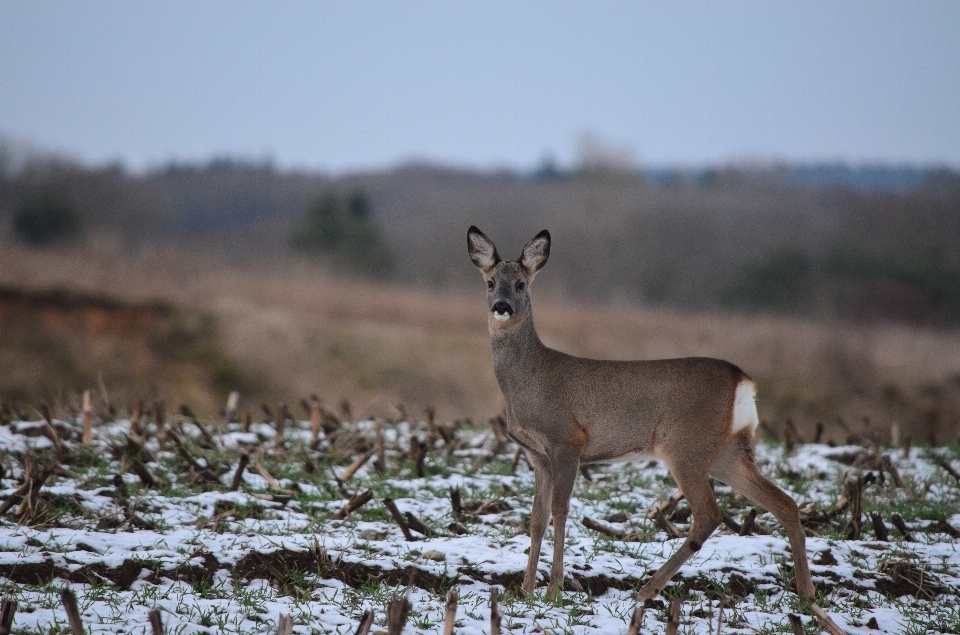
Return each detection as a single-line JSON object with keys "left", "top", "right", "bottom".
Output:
{"left": 467, "top": 226, "right": 816, "bottom": 604}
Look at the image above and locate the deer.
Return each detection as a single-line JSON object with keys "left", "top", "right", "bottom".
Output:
{"left": 467, "top": 226, "right": 839, "bottom": 625}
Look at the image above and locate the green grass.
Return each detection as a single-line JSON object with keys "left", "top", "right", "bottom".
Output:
{"left": 2, "top": 416, "right": 959, "bottom": 634}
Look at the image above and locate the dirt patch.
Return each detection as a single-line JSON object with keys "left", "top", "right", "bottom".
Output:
{"left": 0, "top": 285, "right": 257, "bottom": 413}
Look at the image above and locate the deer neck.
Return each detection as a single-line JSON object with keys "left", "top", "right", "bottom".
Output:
{"left": 490, "top": 312, "right": 547, "bottom": 397}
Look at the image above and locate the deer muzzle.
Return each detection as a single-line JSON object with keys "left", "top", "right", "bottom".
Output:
{"left": 492, "top": 301, "right": 513, "bottom": 322}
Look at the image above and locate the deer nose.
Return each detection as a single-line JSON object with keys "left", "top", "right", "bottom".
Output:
{"left": 492, "top": 301, "right": 513, "bottom": 321}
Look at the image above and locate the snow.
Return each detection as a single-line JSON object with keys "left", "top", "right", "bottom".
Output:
{"left": 1, "top": 416, "right": 958, "bottom": 634}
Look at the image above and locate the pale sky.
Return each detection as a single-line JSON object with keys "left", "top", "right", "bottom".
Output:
{"left": 2, "top": 0, "right": 959, "bottom": 173}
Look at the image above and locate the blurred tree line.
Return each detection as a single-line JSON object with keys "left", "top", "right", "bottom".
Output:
{"left": 1, "top": 137, "right": 958, "bottom": 325}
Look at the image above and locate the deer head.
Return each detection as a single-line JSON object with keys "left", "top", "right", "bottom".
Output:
{"left": 467, "top": 226, "right": 550, "bottom": 330}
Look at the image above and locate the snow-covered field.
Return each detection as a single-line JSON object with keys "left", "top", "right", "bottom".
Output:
{"left": 1, "top": 413, "right": 959, "bottom": 634}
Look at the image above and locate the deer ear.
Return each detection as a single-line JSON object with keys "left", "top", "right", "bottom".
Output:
{"left": 520, "top": 229, "right": 550, "bottom": 276}
{"left": 467, "top": 226, "right": 500, "bottom": 273}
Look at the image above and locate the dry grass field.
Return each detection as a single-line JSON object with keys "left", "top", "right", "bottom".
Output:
{"left": 2, "top": 244, "right": 959, "bottom": 444}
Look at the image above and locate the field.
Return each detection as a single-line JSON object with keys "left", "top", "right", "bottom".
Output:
{"left": 2, "top": 244, "right": 960, "bottom": 446}
{"left": 1, "top": 407, "right": 959, "bottom": 634}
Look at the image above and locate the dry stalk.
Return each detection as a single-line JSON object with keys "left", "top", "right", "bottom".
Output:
{"left": 81, "top": 390, "right": 93, "bottom": 445}
{"left": 665, "top": 597, "right": 680, "bottom": 635}
{"left": 654, "top": 508, "right": 681, "bottom": 539}
{"left": 261, "top": 403, "right": 274, "bottom": 422}
{"left": 425, "top": 406, "right": 438, "bottom": 448}
{"left": 59, "top": 589, "right": 85, "bottom": 635}
{"left": 581, "top": 516, "right": 626, "bottom": 539}
{"left": 153, "top": 401, "right": 167, "bottom": 444}
{"left": 891, "top": 513, "right": 914, "bottom": 541}
{"left": 147, "top": 609, "right": 163, "bottom": 635}
{"left": 275, "top": 614, "right": 293, "bottom": 635}
{"left": 416, "top": 437, "right": 432, "bottom": 477}
{"left": 274, "top": 402, "right": 291, "bottom": 448}
{"left": 738, "top": 508, "right": 757, "bottom": 536}
{"left": 810, "top": 604, "right": 848, "bottom": 635}
{"left": 231, "top": 454, "right": 250, "bottom": 491}
{"left": 845, "top": 477, "right": 863, "bottom": 540}
{"left": 383, "top": 498, "right": 415, "bottom": 541}
{"left": 645, "top": 491, "right": 685, "bottom": 520}
{"left": 352, "top": 611, "right": 374, "bottom": 635}
{"left": 375, "top": 418, "right": 386, "bottom": 472}
{"left": 386, "top": 591, "right": 411, "bottom": 635}
{"left": 443, "top": 588, "right": 458, "bottom": 635}
{"left": 489, "top": 414, "right": 507, "bottom": 454}
{"left": 129, "top": 401, "right": 144, "bottom": 436}
{"left": 871, "top": 512, "right": 889, "bottom": 541}
{"left": 783, "top": 419, "right": 798, "bottom": 452}
{"left": 329, "top": 489, "right": 374, "bottom": 521}
{"left": 167, "top": 428, "right": 219, "bottom": 484}
{"left": 489, "top": 587, "right": 502, "bottom": 635}
{"left": 252, "top": 461, "right": 295, "bottom": 494}
{"left": 339, "top": 450, "right": 374, "bottom": 482}
{"left": 0, "top": 596, "right": 17, "bottom": 635}
{"left": 0, "top": 460, "right": 54, "bottom": 517}
{"left": 224, "top": 391, "right": 240, "bottom": 430}
{"left": 934, "top": 457, "right": 960, "bottom": 483}
{"left": 450, "top": 486, "right": 464, "bottom": 521}
{"left": 179, "top": 405, "right": 215, "bottom": 447}
{"left": 404, "top": 511, "right": 436, "bottom": 537}
{"left": 625, "top": 605, "right": 644, "bottom": 635}
{"left": 129, "top": 456, "right": 163, "bottom": 488}
{"left": 309, "top": 399, "right": 322, "bottom": 448}
{"left": 38, "top": 404, "right": 65, "bottom": 457}
{"left": 878, "top": 455, "right": 914, "bottom": 500}
{"left": 937, "top": 518, "right": 960, "bottom": 538}
{"left": 96, "top": 371, "right": 111, "bottom": 418}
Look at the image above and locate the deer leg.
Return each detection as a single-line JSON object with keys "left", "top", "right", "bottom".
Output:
{"left": 637, "top": 463, "right": 722, "bottom": 602}
{"left": 522, "top": 455, "right": 553, "bottom": 594}
{"left": 711, "top": 455, "right": 815, "bottom": 600}
{"left": 545, "top": 448, "right": 580, "bottom": 600}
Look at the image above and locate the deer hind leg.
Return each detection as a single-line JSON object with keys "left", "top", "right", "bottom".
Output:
{"left": 637, "top": 461, "right": 723, "bottom": 602}
{"left": 710, "top": 449, "right": 815, "bottom": 600}
{"left": 522, "top": 453, "right": 553, "bottom": 594}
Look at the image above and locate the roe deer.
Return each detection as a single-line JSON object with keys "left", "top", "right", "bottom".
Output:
{"left": 467, "top": 226, "right": 819, "bottom": 606}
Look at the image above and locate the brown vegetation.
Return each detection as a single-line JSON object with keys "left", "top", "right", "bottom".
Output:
{"left": 1, "top": 244, "right": 958, "bottom": 442}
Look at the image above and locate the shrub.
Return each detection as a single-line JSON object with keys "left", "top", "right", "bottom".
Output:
{"left": 723, "top": 248, "right": 814, "bottom": 310}
{"left": 292, "top": 189, "right": 394, "bottom": 277}
{"left": 727, "top": 243, "right": 960, "bottom": 324}
{"left": 12, "top": 193, "right": 81, "bottom": 246}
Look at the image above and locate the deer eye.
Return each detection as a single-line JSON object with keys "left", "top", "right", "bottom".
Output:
{"left": 487, "top": 279, "right": 495, "bottom": 290}
{"left": 516, "top": 281, "right": 526, "bottom": 291}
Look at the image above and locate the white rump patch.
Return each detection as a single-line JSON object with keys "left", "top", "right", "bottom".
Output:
{"left": 493, "top": 311, "right": 511, "bottom": 322}
{"left": 732, "top": 380, "right": 759, "bottom": 433}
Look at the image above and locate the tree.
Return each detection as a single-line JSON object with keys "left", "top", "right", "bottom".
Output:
{"left": 292, "top": 189, "right": 394, "bottom": 276}
{"left": 13, "top": 192, "right": 81, "bottom": 247}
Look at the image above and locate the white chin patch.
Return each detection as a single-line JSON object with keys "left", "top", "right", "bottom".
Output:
{"left": 493, "top": 311, "right": 511, "bottom": 322}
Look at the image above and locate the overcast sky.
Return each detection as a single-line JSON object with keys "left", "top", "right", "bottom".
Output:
{"left": 2, "top": 1, "right": 959, "bottom": 173}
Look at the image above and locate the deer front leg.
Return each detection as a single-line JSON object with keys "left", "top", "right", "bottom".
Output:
{"left": 523, "top": 457, "right": 553, "bottom": 594}
{"left": 545, "top": 447, "right": 581, "bottom": 600}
